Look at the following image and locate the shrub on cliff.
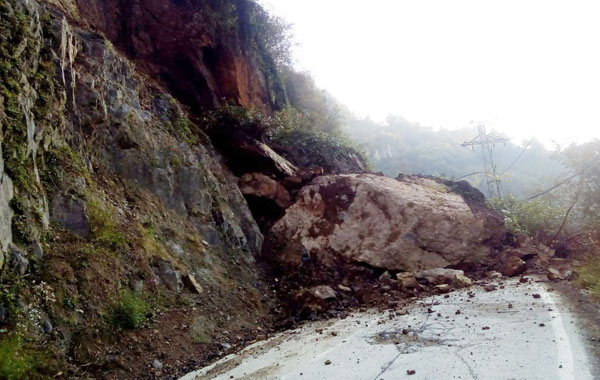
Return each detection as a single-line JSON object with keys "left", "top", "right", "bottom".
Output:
{"left": 111, "top": 290, "right": 148, "bottom": 329}
{"left": 203, "top": 103, "right": 278, "bottom": 141}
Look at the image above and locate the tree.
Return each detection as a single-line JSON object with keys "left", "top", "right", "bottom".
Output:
{"left": 281, "top": 69, "right": 343, "bottom": 133}
{"left": 557, "top": 140, "right": 600, "bottom": 227}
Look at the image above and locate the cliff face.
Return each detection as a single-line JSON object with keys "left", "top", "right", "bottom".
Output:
{"left": 0, "top": 0, "right": 276, "bottom": 377}
{"left": 47, "top": 0, "right": 285, "bottom": 113}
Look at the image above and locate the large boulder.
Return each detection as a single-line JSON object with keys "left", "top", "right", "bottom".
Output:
{"left": 266, "top": 174, "right": 505, "bottom": 272}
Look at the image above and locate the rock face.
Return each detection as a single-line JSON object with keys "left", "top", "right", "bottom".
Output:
{"left": 211, "top": 131, "right": 298, "bottom": 179}
{"left": 51, "top": 0, "right": 284, "bottom": 112}
{"left": 267, "top": 174, "right": 505, "bottom": 272}
{"left": 0, "top": 148, "right": 13, "bottom": 267}
{"left": 0, "top": 1, "right": 272, "bottom": 376}
{"left": 50, "top": 195, "right": 90, "bottom": 238}
{"left": 239, "top": 173, "right": 292, "bottom": 209}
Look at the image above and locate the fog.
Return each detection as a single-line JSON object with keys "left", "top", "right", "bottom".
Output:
{"left": 263, "top": 0, "right": 600, "bottom": 147}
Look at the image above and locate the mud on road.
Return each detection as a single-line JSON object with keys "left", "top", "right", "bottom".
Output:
{"left": 180, "top": 277, "right": 596, "bottom": 380}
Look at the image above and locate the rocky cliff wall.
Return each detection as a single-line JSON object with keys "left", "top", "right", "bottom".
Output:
{"left": 0, "top": 0, "right": 274, "bottom": 377}
{"left": 46, "top": 0, "right": 286, "bottom": 113}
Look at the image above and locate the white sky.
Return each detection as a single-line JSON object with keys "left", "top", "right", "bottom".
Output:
{"left": 262, "top": 0, "right": 600, "bottom": 146}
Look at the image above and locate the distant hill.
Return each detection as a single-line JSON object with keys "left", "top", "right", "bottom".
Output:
{"left": 344, "top": 115, "right": 565, "bottom": 197}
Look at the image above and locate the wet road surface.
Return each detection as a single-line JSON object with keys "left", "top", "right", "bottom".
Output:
{"left": 180, "top": 277, "right": 595, "bottom": 380}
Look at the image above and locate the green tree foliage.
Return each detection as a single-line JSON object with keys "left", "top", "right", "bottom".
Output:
{"left": 488, "top": 195, "right": 565, "bottom": 236}
{"left": 251, "top": 8, "right": 295, "bottom": 70}
{"left": 486, "top": 140, "right": 600, "bottom": 238}
{"left": 557, "top": 140, "right": 600, "bottom": 226}
{"left": 281, "top": 69, "right": 343, "bottom": 134}
{"left": 204, "top": 103, "right": 276, "bottom": 140}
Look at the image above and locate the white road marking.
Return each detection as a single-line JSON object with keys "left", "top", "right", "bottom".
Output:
{"left": 537, "top": 283, "right": 588, "bottom": 380}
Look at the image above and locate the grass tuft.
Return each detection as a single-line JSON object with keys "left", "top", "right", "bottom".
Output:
{"left": 111, "top": 290, "right": 149, "bottom": 329}
{"left": 0, "top": 335, "right": 35, "bottom": 380}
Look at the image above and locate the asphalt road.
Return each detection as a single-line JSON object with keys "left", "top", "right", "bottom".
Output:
{"left": 180, "top": 277, "right": 595, "bottom": 380}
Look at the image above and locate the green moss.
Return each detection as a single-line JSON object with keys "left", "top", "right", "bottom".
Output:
{"left": 170, "top": 113, "right": 196, "bottom": 145}
{"left": 169, "top": 155, "right": 181, "bottom": 168}
{"left": 87, "top": 199, "right": 126, "bottom": 250}
{"left": 0, "top": 335, "right": 35, "bottom": 380}
{"left": 0, "top": 2, "right": 57, "bottom": 194}
{"left": 9, "top": 196, "right": 26, "bottom": 215}
{"left": 0, "top": 279, "right": 23, "bottom": 325}
{"left": 11, "top": 214, "right": 33, "bottom": 245}
{"left": 578, "top": 255, "right": 600, "bottom": 298}
{"left": 62, "top": 296, "right": 75, "bottom": 310}
{"left": 191, "top": 331, "right": 211, "bottom": 345}
{"left": 0, "top": 333, "right": 57, "bottom": 380}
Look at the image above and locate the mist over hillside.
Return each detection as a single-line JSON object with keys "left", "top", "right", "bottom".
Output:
{"left": 344, "top": 116, "right": 564, "bottom": 198}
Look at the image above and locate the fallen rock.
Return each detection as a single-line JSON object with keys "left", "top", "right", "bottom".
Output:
{"left": 452, "top": 274, "right": 473, "bottom": 288}
{"left": 280, "top": 168, "right": 324, "bottom": 193}
{"left": 152, "top": 359, "right": 163, "bottom": 370}
{"left": 397, "top": 272, "right": 419, "bottom": 290}
{"left": 488, "top": 271, "right": 502, "bottom": 279}
{"left": 238, "top": 172, "right": 292, "bottom": 209}
{"left": 547, "top": 267, "right": 575, "bottom": 281}
{"left": 311, "top": 285, "right": 337, "bottom": 300}
{"left": 484, "top": 284, "right": 497, "bottom": 292}
{"left": 182, "top": 274, "right": 204, "bottom": 294}
{"left": 324, "top": 360, "right": 332, "bottom": 365}
{"left": 266, "top": 174, "right": 505, "bottom": 272}
{"left": 291, "top": 286, "right": 338, "bottom": 317}
{"left": 416, "top": 268, "right": 465, "bottom": 285}
{"left": 547, "top": 269, "right": 561, "bottom": 281}
{"left": 379, "top": 271, "right": 393, "bottom": 282}
{"left": 337, "top": 284, "right": 352, "bottom": 292}
{"left": 435, "top": 284, "right": 451, "bottom": 293}
{"left": 500, "top": 256, "right": 527, "bottom": 277}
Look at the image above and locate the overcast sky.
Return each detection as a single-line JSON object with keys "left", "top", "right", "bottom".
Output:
{"left": 262, "top": 0, "right": 600, "bottom": 147}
